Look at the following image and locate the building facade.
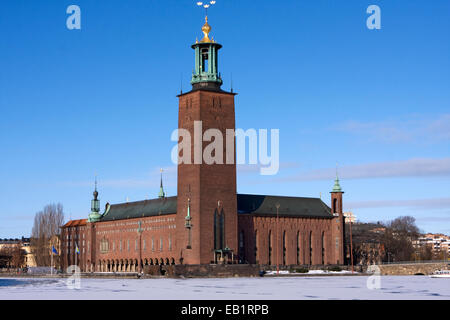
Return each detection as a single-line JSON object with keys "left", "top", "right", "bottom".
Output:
{"left": 0, "top": 237, "right": 35, "bottom": 269}
{"left": 61, "top": 16, "right": 346, "bottom": 272}
{"left": 413, "top": 233, "right": 450, "bottom": 260}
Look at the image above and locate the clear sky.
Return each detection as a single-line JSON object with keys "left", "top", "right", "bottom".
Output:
{"left": 0, "top": 0, "right": 449, "bottom": 238}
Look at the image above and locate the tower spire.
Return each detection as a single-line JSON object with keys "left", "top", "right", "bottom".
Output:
{"left": 191, "top": 1, "right": 223, "bottom": 90}
{"left": 88, "top": 175, "right": 102, "bottom": 222}
{"left": 331, "top": 163, "right": 343, "bottom": 193}
{"left": 158, "top": 168, "right": 166, "bottom": 198}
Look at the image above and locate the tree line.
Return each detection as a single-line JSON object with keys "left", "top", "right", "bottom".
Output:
{"left": 346, "top": 215, "right": 447, "bottom": 265}
{"left": 30, "top": 203, "right": 65, "bottom": 267}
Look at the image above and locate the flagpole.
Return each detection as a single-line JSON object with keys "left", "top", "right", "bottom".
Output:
{"left": 75, "top": 244, "right": 78, "bottom": 268}
{"left": 51, "top": 250, "right": 53, "bottom": 275}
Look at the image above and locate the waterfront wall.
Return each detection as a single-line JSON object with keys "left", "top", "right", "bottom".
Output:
{"left": 369, "top": 262, "right": 449, "bottom": 275}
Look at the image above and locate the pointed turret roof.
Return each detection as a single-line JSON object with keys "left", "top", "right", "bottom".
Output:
{"left": 158, "top": 168, "right": 166, "bottom": 198}
{"left": 331, "top": 165, "right": 343, "bottom": 193}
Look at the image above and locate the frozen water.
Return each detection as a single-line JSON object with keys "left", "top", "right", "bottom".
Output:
{"left": 0, "top": 276, "right": 449, "bottom": 300}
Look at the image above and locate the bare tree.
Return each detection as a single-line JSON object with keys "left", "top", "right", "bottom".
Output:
{"left": 382, "top": 216, "right": 419, "bottom": 262}
{"left": 11, "top": 244, "right": 26, "bottom": 268}
{"left": 0, "top": 243, "right": 25, "bottom": 269}
{"left": 30, "top": 204, "right": 65, "bottom": 266}
{"left": 417, "top": 244, "right": 433, "bottom": 261}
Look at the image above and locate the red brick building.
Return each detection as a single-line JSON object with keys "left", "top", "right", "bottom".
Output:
{"left": 61, "top": 17, "right": 346, "bottom": 272}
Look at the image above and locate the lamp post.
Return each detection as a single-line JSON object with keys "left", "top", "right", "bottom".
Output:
{"left": 276, "top": 203, "right": 280, "bottom": 275}
{"left": 349, "top": 217, "right": 354, "bottom": 274}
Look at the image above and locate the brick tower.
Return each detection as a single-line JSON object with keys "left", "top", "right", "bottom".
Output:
{"left": 330, "top": 172, "right": 345, "bottom": 264}
{"left": 176, "top": 16, "right": 238, "bottom": 264}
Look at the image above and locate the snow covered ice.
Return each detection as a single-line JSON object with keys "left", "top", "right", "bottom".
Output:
{"left": 0, "top": 276, "right": 449, "bottom": 300}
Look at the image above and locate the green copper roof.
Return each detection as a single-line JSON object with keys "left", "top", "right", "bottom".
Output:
{"left": 95, "top": 194, "right": 333, "bottom": 222}
{"left": 331, "top": 177, "right": 343, "bottom": 193}
{"left": 191, "top": 42, "right": 223, "bottom": 88}
{"left": 100, "top": 196, "right": 177, "bottom": 221}
{"left": 88, "top": 178, "right": 101, "bottom": 222}
{"left": 88, "top": 212, "right": 102, "bottom": 223}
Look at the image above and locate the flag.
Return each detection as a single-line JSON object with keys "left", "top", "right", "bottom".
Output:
{"left": 52, "top": 246, "right": 58, "bottom": 255}
{"left": 75, "top": 243, "right": 80, "bottom": 254}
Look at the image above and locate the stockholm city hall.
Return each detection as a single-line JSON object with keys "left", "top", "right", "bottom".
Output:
{"left": 61, "top": 15, "right": 346, "bottom": 273}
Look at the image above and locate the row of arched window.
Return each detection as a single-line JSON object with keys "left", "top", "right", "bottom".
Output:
{"left": 82, "top": 257, "right": 177, "bottom": 272}
{"left": 240, "top": 230, "right": 327, "bottom": 265}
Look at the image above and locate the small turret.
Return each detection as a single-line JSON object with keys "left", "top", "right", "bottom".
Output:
{"left": 332, "top": 176, "right": 343, "bottom": 193}
{"left": 185, "top": 198, "right": 192, "bottom": 228}
{"left": 158, "top": 168, "right": 166, "bottom": 198}
{"left": 88, "top": 176, "right": 102, "bottom": 222}
{"left": 330, "top": 165, "right": 344, "bottom": 215}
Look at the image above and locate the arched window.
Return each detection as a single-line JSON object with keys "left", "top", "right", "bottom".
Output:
{"left": 239, "top": 230, "right": 245, "bottom": 263}
{"left": 322, "top": 232, "right": 325, "bottom": 265}
{"left": 214, "top": 209, "right": 225, "bottom": 250}
{"left": 333, "top": 198, "right": 338, "bottom": 213}
{"left": 254, "top": 230, "right": 258, "bottom": 264}
{"left": 268, "top": 230, "right": 272, "bottom": 265}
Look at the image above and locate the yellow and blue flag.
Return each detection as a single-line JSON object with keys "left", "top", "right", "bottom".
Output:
{"left": 52, "top": 246, "right": 58, "bottom": 255}
{"left": 75, "top": 243, "right": 80, "bottom": 254}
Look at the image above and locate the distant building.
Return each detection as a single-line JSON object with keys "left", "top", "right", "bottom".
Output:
{"left": 343, "top": 212, "right": 357, "bottom": 224}
{"left": 413, "top": 233, "right": 450, "bottom": 259}
{"left": 0, "top": 237, "right": 35, "bottom": 268}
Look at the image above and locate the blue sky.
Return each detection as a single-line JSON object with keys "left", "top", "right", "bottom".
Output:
{"left": 0, "top": 0, "right": 449, "bottom": 237}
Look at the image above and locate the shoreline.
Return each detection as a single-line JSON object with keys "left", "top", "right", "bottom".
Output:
{"left": 0, "top": 272, "right": 381, "bottom": 279}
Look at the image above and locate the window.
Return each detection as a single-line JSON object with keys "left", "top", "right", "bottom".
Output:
{"left": 160, "top": 237, "right": 163, "bottom": 251}
{"left": 152, "top": 237, "right": 155, "bottom": 252}
{"left": 214, "top": 209, "right": 225, "bottom": 250}
{"left": 239, "top": 231, "right": 245, "bottom": 263}
{"left": 322, "top": 232, "right": 325, "bottom": 265}
{"left": 100, "top": 239, "right": 109, "bottom": 254}
{"left": 201, "top": 49, "right": 209, "bottom": 73}
{"left": 268, "top": 231, "right": 272, "bottom": 265}
{"left": 254, "top": 230, "right": 258, "bottom": 263}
